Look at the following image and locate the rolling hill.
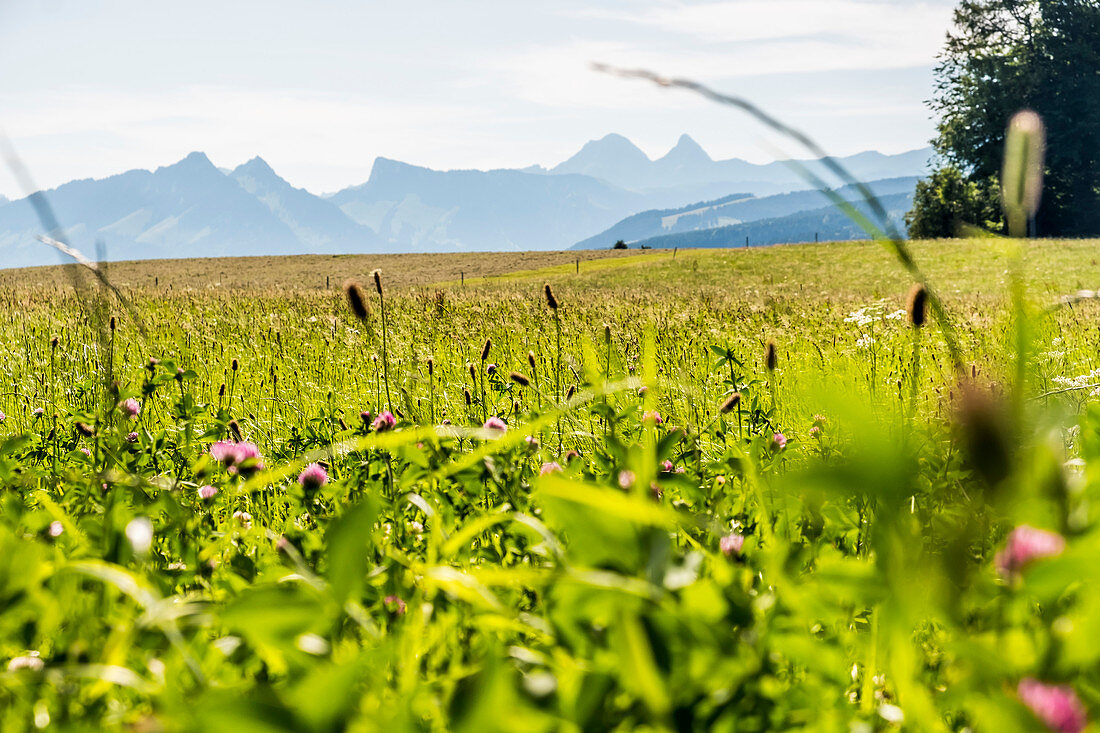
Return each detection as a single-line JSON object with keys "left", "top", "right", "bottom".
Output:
{"left": 623, "top": 191, "right": 914, "bottom": 250}
{"left": 572, "top": 177, "right": 918, "bottom": 250}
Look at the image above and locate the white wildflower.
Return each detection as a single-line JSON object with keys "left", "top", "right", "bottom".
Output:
{"left": 125, "top": 518, "right": 153, "bottom": 556}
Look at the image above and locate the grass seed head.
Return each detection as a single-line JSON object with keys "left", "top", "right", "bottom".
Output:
{"left": 344, "top": 280, "right": 369, "bottom": 320}
{"left": 481, "top": 338, "right": 491, "bottom": 361}
{"left": 765, "top": 340, "right": 778, "bottom": 372}
{"left": 464, "top": 388, "right": 472, "bottom": 406}
{"left": 544, "top": 283, "right": 558, "bottom": 310}
{"left": 528, "top": 351, "right": 537, "bottom": 372}
{"left": 372, "top": 269, "right": 383, "bottom": 296}
{"left": 427, "top": 357, "right": 434, "bottom": 376}
{"left": 50, "top": 336, "right": 58, "bottom": 349}
{"left": 566, "top": 384, "right": 576, "bottom": 401}
{"left": 509, "top": 371, "right": 530, "bottom": 387}
{"left": 228, "top": 419, "right": 243, "bottom": 442}
{"left": 908, "top": 284, "right": 928, "bottom": 328}
{"left": 1002, "top": 109, "right": 1046, "bottom": 232}
{"left": 720, "top": 392, "right": 742, "bottom": 414}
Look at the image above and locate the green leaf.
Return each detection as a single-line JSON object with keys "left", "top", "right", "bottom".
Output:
{"left": 325, "top": 497, "right": 378, "bottom": 604}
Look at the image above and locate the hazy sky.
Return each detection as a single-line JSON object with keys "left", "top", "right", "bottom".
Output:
{"left": 0, "top": 0, "right": 955, "bottom": 198}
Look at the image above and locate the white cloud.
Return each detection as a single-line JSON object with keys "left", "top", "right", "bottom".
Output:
{"left": 575, "top": 0, "right": 954, "bottom": 70}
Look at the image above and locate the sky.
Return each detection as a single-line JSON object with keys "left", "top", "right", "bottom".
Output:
{"left": 0, "top": 0, "right": 956, "bottom": 199}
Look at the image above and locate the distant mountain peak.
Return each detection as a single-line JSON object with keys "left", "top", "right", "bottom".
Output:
{"left": 661, "top": 134, "right": 711, "bottom": 163}
{"left": 234, "top": 156, "right": 279, "bottom": 179}
{"left": 157, "top": 151, "right": 218, "bottom": 176}
{"left": 580, "top": 133, "right": 649, "bottom": 159}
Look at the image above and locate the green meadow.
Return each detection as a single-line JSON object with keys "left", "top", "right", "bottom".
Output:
{"left": 0, "top": 238, "right": 1097, "bottom": 731}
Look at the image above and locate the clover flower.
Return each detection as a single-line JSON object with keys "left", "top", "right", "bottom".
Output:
{"left": 372, "top": 411, "right": 396, "bottom": 432}
{"left": 996, "top": 525, "right": 1065, "bottom": 577}
{"left": 720, "top": 533, "right": 745, "bottom": 558}
{"left": 209, "top": 440, "right": 264, "bottom": 475}
{"left": 384, "top": 595, "right": 408, "bottom": 615}
{"left": 197, "top": 485, "right": 218, "bottom": 500}
{"left": 298, "top": 463, "right": 328, "bottom": 491}
{"left": 483, "top": 416, "right": 507, "bottom": 433}
{"left": 540, "top": 462, "right": 562, "bottom": 475}
{"left": 1018, "top": 678, "right": 1087, "bottom": 733}
{"left": 120, "top": 398, "right": 140, "bottom": 418}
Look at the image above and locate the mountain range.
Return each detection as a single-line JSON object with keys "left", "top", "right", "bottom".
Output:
{"left": 541, "top": 133, "right": 931, "bottom": 195}
{"left": 0, "top": 135, "right": 931, "bottom": 268}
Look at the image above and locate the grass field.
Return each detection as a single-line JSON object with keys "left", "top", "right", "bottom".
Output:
{"left": 0, "top": 238, "right": 1097, "bottom": 731}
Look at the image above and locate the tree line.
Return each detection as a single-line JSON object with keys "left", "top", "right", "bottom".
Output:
{"left": 907, "top": 0, "right": 1100, "bottom": 239}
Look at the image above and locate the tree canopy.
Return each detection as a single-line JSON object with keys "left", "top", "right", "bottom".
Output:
{"left": 910, "top": 0, "right": 1100, "bottom": 237}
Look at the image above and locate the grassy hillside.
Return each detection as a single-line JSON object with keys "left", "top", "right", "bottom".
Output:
{"left": 0, "top": 239, "right": 1097, "bottom": 730}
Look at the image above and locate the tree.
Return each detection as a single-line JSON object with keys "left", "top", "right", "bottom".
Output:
{"left": 909, "top": 0, "right": 1100, "bottom": 237}
{"left": 612, "top": 239, "right": 628, "bottom": 250}
{"left": 906, "top": 166, "right": 1003, "bottom": 238}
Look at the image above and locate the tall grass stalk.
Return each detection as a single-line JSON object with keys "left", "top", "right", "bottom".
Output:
{"left": 374, "top": 270, "right": 393, "bottom": 412}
